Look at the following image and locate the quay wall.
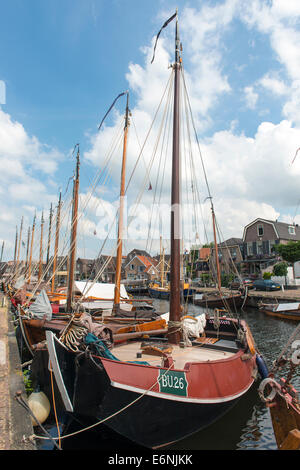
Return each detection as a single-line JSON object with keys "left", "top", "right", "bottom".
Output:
{"left": 0, "top": 295, "right": 35, "bottom": 450}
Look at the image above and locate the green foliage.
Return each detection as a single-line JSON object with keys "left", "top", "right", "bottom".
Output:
{"left": 23, "top": 369, "right": 33, "bottom": 395}
{"left": 275, "top": 241, "right": 300, "bottom": 264}
{"left": 263, "top": 272, "right": 272, "bottom": 279}
{"left": 200, "top": 273, "right": 212, "bottom": 284}
{"left": 273, "top": 262, "right": 288, "bottom": 277}
{"left": 221, "top": 273, "right": 235, "bottom": 287}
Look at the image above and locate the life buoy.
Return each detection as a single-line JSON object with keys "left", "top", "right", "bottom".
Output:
{"left": 258, "top": 378, "right": 281, "bottom": 403}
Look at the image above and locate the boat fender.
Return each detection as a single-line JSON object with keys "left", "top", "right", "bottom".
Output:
{"left": 28, "top": 390, "right": 50, "bottom": 426}
{"left": 256, "top": 354, "right": 269, "bottom": 379}
{"left": 258, "top": 377, "right": 280, "bottom": 403}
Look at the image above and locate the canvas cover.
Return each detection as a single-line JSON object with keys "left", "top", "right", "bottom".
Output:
{"left": 28, "top": 289, "right": 52, "bottom": 320}
{"left": 74, "top": 281, "right": 129, "bottom": 300}
{"left": 274, "top": 303, "right": 300, "bottom": 312}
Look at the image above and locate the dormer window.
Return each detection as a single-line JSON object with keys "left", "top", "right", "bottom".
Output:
{"left": 257, "top": 224, "right": 264, "bottom": 237}
{"left": 288, "top": 225, "right": 296, "bottom": 235}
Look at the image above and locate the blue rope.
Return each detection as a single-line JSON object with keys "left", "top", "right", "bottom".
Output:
{"left": 84, "top": 333, "right": 149, "bottom": 365}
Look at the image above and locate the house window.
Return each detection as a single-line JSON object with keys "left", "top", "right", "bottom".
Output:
{"left": 288, "top": 225, "right": 296, "bottom": 235}
{"left": 139, "top": 266, "right": 144, "bottom": 272}
{"left": 131, "top": 264, "right": 134, "bottom": 270}
{"left": 257, "top": 224, "right": 264, "bottom": 236}
{"left": 247, "top": 243, "right": 253, "bottom": 255}
{"left": 257, "top": 241, "right": 263, "bottom": 255}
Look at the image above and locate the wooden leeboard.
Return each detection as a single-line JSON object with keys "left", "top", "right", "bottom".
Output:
{"left": 269, "top": 395, "right": 300, "bottom": 450}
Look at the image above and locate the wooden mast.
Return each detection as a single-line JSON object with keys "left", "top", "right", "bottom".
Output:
{"left": 16, "top": 216, "right": 23, "bottom": 266}
{"left": 25, "top": 226, "right": 31, "bottom": 270}
{"left": 27, "top": 214, "right": 36, "bottom": 284}
{"left": 113, "top": 93, "right": 130, "bottom": 315}
{"left": 211, "top": 205, "right": 221, "bottom": 291}
{"left": 51, "top": 193, "right": 61, "bottom": 293}
{"left": 168, "top": 11, "right": 182, "bottom": 345}
{"left": 13, "top": 225, "right": 18, "bottom": 264}
{"left": 67, "top": 145, "right": 80, "bottom": 311}
{"left": 38, "top": 212, "right": 44, "bottom": 282}
{"left": 46, "top": 203, "right": 53, "bottom": 267}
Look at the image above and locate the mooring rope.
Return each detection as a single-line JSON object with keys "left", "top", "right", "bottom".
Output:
{"left": 29, "top": 360, "right": 175, "bottom": 444}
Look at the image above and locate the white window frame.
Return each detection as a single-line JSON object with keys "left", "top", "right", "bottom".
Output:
{"left": 288, "top": 225, "right": 296, "bottom": 235}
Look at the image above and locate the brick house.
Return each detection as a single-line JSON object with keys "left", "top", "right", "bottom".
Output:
{"left": 210, "top": 238, "right": 244, "bottom": 276}
{"left": 124, "top": 253, "right": 159, "bottom": 281}
{"left": 242, "top": 218, "right": 300, "bottom": 276}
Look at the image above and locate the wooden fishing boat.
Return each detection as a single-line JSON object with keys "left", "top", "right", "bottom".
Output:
{"left": 193, "top": 290, "right": 244, "bottom": 310}
{"left": 258, "top": 301, "right": 300, "bottom": 321}
{"left": 258, "top": 327, "right": 300, "bottom": 450}
{"left": 259, "top": 378, "right": 300, "bottom": 450}
{"left": 32, "top": 11, "right": 262, "bottom": 449}
{"left": 148, "top": 281, "right": 195, "bottom": 300}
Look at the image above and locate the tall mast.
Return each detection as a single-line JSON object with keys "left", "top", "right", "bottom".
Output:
{"left": 168, "top": 12, "right": 182, "bottom": 345}
{"left": 38, "top": 212, "right": 44, "bottom": 282}
{"left": 67, "top": 145, "right": 80, "bottom": 311}
{"left": 51, "top": 193, "right": 61, "bottom": 293}
{"left": 46, "top": 203, "right": 53, "bottom": 267}
{"left": 27, "top": 214, "right": 36, "bottom": 284}
{"left": 25, "top": 226, "right": 31, "bottom": 270}
{"left": 13, "top": 226, "right": 18, "bottom": 264}
{"left": 113, "top": 93, "right": 130, "bottom": 314}
{"left": 16, "top": 216, "right": 23, "bottom": 266}
{"left": 0, "top": 241, "right": 4, "bottom": 263}
{"left": 211, "top": 205, "right": 221, "bottom": 291}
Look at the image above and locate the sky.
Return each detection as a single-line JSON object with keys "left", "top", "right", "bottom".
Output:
{"left": 1, "top": 0, "right": 300, "bottom": 262}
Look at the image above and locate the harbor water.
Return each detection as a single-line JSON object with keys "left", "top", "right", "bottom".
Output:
{"left": 36, "top": 298, "right": 300, "bottom": 451}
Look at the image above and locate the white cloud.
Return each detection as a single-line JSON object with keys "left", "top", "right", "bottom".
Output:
{"left": 244, "top": 86, "right": 258, "bottom": 109}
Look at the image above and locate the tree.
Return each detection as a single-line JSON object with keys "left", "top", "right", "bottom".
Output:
{"left": 263, "top": 272, "right": 272, "bottom": 279}
{"left": 273, "top": 262, "right": 288, "bottom": 286}
{"left": 275, "top": 241, "right": 300, "bottom": 264}
{"left": 273, "top": 262, "right": 288, "bottom": 277}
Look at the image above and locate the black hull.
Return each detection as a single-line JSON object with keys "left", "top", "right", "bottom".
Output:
{"left": 32, "top": 341, "right": 252, "bottom": 449}
{"left": 74, "top": 380, "right": 243, "bottom": 448}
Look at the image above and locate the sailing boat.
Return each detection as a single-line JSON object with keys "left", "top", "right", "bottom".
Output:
{"left": 193, "top": 205, "right": 244, "bottom": 310}
{"left": 14, "top": 106, "right": 162, "bottom": 356}
{"left": 32, "top": 12, "right": 261, "bottom": 448}
{"left": 148, "top": 238, "right": 195, "bottom": 300}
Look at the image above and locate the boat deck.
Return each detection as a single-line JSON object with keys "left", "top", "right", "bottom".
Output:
{"left": 112, "top": 339, "right": 237, "bottom": 369}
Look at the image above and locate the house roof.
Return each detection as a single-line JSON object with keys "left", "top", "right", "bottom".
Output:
{"left": 243, "top": 218, "right": 300, "bottom": 241}
{"left": 124, "top": 254, "right": 158, "bottom": 273}
{"left": 136, "top": 255, "right": 158, "bottom": 270}
{"left": 218, "top": 238, "right": 243, "bottom": 247}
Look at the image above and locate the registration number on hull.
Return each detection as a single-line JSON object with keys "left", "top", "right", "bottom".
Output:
{"left": 158, "top": 369, "right": 188, "bottom": 396}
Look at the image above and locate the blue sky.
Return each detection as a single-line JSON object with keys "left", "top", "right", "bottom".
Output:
{"left": 1, "top": 0, "right": 300, "bottom": 261}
